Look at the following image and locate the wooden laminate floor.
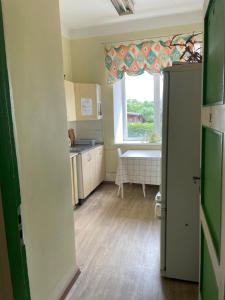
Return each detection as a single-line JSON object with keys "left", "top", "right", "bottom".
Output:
{"left": 67, "top": 183, "right": 198, "bottom": 300}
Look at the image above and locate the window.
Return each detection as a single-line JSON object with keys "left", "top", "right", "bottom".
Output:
{"left": 114, "top": 72, "right": 163, "bottom": 144}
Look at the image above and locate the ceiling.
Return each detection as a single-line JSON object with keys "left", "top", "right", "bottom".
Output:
{"left": 59, "top": 0, "right": 204, "bottom": 38}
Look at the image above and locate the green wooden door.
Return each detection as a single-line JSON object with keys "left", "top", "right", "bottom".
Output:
{"left": 0, "top": 3, "right": 31, "bottom": 300}
{"left": 201, "top": 0, "right": 225, "bottom": 299}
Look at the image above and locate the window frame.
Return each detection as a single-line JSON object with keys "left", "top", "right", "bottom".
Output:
{"left": 122, "top": 72, "right": 162, "bottom": 143}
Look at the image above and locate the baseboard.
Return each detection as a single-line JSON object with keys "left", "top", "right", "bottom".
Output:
{"left": 59, "top": 268, "right": 81, "bottom": 300}
{"left": 105, "top": 172, "right": 116, "bottom": 182}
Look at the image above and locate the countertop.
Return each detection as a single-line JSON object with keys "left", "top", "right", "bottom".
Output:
{"left": 70, "top": 143, "right": 103, "bottom": 154}
{"left": 70, "top": 153, "right": 78, "bottom": 158}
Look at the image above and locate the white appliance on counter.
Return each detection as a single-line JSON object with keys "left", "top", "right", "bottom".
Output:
{"left": 157, "top": 63, "right": 202, "bottom": 282}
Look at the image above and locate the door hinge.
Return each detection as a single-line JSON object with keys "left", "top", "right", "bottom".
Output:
{"left": 209, "top": 112, "right": 212, "bottom": 124}
{"left": 17, "top": 206, "right": 25, "bottom": 246}
{"left": 193, "top": 176, "right": 201, "bottom": 184}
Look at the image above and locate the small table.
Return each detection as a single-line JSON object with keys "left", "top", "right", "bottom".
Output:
{"left": 115, "top": 150, "right": 161, "bottom": 198}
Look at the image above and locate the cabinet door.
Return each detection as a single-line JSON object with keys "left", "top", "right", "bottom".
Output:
{"left": 81, "top": 148, "right": 104, "bottom": 198}
{"left": 93, "top": 148, "right": 99, "bottom": 188}
{"left": 71, "top": 157, "right": 78, "bottom": 206}
{"left": 64, "top": 80, "right": 76, "bottom": 121}
{"left": 70, "top": 157, "right": 75, "bottom": 206}
{"left": 96, "top": 84, "right": 101, "bottom": 103}
{"left": 90, "top": 149, "right": 97, "bottom": 190}
{"left": 81, "top": 151, "right": 92, "bottom": 197}
{"left": 75, "top": 83, "right": 98, "bottom": 120}
{"left": 73, "top": 157, "right": 79, "bottom": 204}
{"left": 91, "top": 84, "right": 102, "bottom": 120}
{"left": 95, "top": 146, "right": 105, "bottom": 185}
{"left": 96, "top": 85, "right": 102, "bottom": 119}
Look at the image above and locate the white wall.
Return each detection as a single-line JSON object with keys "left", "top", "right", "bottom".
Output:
{"left": 68, "top": 120, "right": 104, "bottom": 143}
{"left": 2, "top": 0, "right": 77, "bottom": 299}
{"left": 62, "top": 36, "right": 73, "bottom": 81}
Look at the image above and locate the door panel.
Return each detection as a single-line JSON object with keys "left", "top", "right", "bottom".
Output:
{"left": 201, "top": 0, "right": 225, "bottom": 298}
{"left": 200, "top": 229, "right": 219, "bottom": 300}
{"left": 204, "top": 0, "right": 225, "bottom": 105}
{"left": 0, "top": 191, "right": 13, "bottom": 300}
{"left": 0, "top": 3, "right": 30, "bottom": 299}
{"left": 201, "top": 127, "right": 223, "bottom": 259}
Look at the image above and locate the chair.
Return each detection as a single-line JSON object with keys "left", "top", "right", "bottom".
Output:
{"left": 116, "top": 148, "right": 124, "bottom": 198}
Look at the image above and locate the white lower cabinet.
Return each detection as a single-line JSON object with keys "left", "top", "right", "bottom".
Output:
{"left": 70, "top": 155, "right": 79, "bottom": 207}
{"left": 77, "top": 145, "right": 105, "bottom": 199}
{"left": 81, "top": 150, "right": 94, "bottom": 197}
{"left": 95, "top": 146, "right": 105, "bottom": 186}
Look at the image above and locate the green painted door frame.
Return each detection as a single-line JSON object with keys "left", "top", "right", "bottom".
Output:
{"left": 0, "top": 3, "right": 31, "bottom": 300}
{"left": 201, "top": 0, "right": 225, "bottom": 299}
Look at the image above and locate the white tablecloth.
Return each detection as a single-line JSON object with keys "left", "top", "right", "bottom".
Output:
{"left": 115, "top": 150, "right": 161, "bottom": 186}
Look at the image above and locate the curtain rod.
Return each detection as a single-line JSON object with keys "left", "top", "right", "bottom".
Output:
{"left": 101, "top": 31, "right": 203, "bottom": 46}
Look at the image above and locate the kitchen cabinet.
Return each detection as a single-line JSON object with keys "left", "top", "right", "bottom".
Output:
{"left": 74, "top": 83, "right": 102, "bottom": 121}
{"left": 77, "top": 145, "right": 105, "bottom": 199}
{"left": 64, "top": 80, "right": 76, "bottom": 121}
{"left": 95, "top": 146, "right": 105, "bottom": 187}
{"left": 70, "top": 154, "right": 79, "bottom": 207}
{"left": 80, "top": 150, "right": 95, "bottom": 197}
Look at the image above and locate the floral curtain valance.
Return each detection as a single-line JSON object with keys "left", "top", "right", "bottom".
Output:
{"left": 105, "top": 35, "right": 198, "bottom": 84}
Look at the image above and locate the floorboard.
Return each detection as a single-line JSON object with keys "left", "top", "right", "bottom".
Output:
{"left": 67, "top": 183, "right": 198, "bottom": 300}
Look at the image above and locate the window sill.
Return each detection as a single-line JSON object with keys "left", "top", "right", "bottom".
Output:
{"left": 114, "top": 141, "right": 161, "bottom": 147}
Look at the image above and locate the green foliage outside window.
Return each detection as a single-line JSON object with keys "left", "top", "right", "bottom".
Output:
{"left": 127, "top": 99, "right": 154, "bottom": 123}
{"left": 127, "top": 122, "right": 154, "bottom": 137}
{"left": 127, "top": 99, "right": 161, "bottom": 143}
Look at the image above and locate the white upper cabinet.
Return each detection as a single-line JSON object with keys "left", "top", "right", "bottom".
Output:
{"left": 74, "top": 83, "right": 102, "bottom": 121}
{"left": 64, "top": 81, "right": 102, "bottom": 121}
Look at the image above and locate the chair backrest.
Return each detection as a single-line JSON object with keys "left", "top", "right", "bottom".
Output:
{"left": 117, "top": 148, "right": 122, "bottom": 159}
